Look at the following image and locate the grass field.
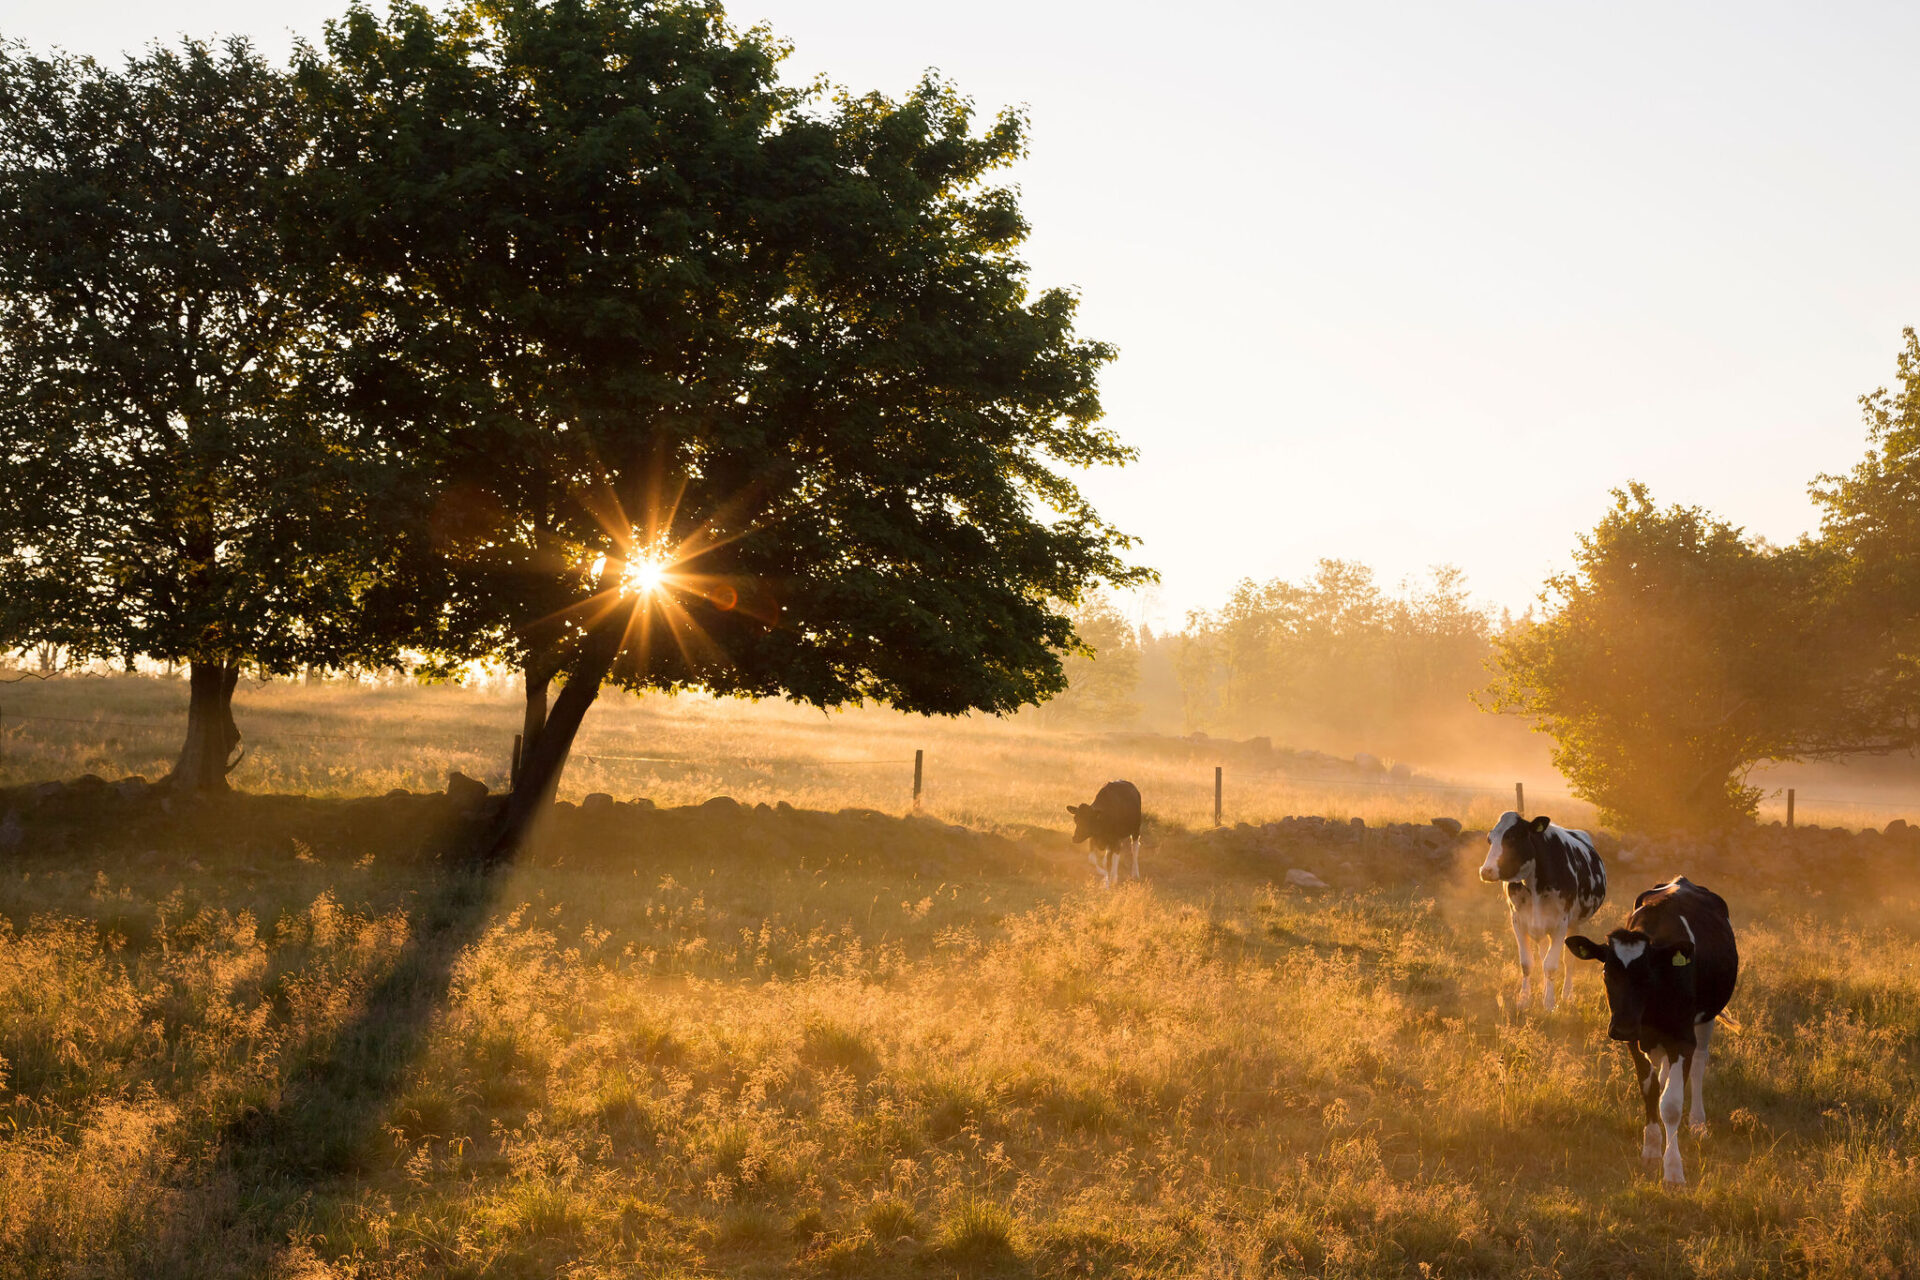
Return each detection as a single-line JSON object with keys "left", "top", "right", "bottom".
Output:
{"left": 5, "top": 761, "right": 1920, "bottom": 1277}
{"left": 5, "top": 677, "right": 1920, "bottom": 1277}
{"left": 1, "top": 674, "right": 1591, "bottom": 836}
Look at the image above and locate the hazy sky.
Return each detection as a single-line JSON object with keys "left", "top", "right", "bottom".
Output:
{"left": 8, "top": 1, "right": 1918, "bottom": 623}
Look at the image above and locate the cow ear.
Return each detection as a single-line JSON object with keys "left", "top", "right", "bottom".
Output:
{"left": 1564, "top": 935, "right": 1605, "bottom": 962}
{"left": 1663, "top": 940, "right": 1696, "bottom": 967}
{"left": 1529, "top": 815, "right": 1551, "bottom": 834}
{"left": 1065, "top": 806, "right": 1079, "bottom": 817}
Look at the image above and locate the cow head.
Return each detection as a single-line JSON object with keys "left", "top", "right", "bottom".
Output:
{"left": 1479, "top": 812, "right": 1551, "bottom": 882}
{"left": 1565, "top": 929, "right": 1698, "bottom": 1044}
{"left": 1066, "top": 804, "right": 1094, "bottom": 844}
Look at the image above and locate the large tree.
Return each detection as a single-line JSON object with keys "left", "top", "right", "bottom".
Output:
{"left": 307, "top": 0, "right": 1147, "bottom": 853}
{"left": 1486, "top": 484, "right": 1832, "bottom": 831}
{"left": 0, "top": 38, "right": 416, "bottom": 789}
{"left": 1809, "top": 327, "right": 1920, "bottom": 755}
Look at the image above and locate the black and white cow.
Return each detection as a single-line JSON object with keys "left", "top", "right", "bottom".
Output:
{"left": 1067, "top": 780, "right": 1142, "bottom": 889}
{"left": 1566, "top": 876, "right": 1738, "bottom": 1185}
{"left": 1479, "top": 812, "right": 1607, "bottom": 1012}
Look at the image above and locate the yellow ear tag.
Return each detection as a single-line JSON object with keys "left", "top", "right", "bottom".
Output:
{"left": 1672, "top": 953, "right": 1690, "bottom": 967}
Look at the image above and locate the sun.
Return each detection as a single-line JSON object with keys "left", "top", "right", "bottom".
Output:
{"left": 623, "top": 555, "right": 669, "bottom": 596}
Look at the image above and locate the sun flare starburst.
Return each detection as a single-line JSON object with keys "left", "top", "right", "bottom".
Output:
{"left": 624, "top": 556, "right": 669, "bottom": 596}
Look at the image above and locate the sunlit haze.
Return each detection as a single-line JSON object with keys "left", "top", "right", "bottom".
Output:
{"left": 13, "top": 0, "right": 1919, "bottom": 622}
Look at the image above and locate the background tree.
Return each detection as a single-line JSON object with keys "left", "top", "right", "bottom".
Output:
{"left": 0, "top": 38, "right": 416, "bottom": 790}
{"left": 1174, "top": 561, "right": 1493, "bottom": 754}
{"left": 308, "top": 0, "right": 1147, "bottom": 853}
{"left": 1809, "top": 327, "right": 1920, "bottom": 756}
{"left": 1485, "top": 484, "right": 1830, "bottom": 831}
{"left": 1029, "top": 596, "right": 1141, "bottom": 727}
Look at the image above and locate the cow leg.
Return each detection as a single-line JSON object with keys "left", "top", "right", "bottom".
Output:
{"left": 1509, "top": 912, "right": 1534, "bottom": 1009}
{"left": 1087, "top": 848, "right": 1104, "bottom": 887}
{"left": 1559, "top": 931, "right": 1577, "bottom": 1004}
{"left": 1631, "top": 1044, "right": 1663, "bottom": 1162}
{"left": 1660, "top": 1050, "right": 1688, "bottom": 1184}
{"left": 1689, "top": 1020, "right": 1715, "bottom": 1132}
{"left": 1130, "top": 835, "right": 1141, "bottom": 881}
{"left": 1104, "top": 849, "right": 1118, "bottom": 890}
{"left": 1539, "top": 924, "right": 1567, "bottom": 1013}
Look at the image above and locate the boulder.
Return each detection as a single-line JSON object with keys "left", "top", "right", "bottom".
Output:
{"left": 581, "top": 792, "right": 616, "bottom": 814}
{"left": 1285, "top": 868, "right": 1329, "bottom": 890}
{"left": 0, "top": 811, "right": 21, "bottom": 851}
{"left": 703, "top": 795, "right": 743, "bottom": 815}
{"left": 114, "top": 776, "right": 149, "bottom": 800}
{"left": 630, "top": 797, "right": 657, "bottom": 811}
{"left": 1429, "top": 817, "right": 1463, "bottom": 838}
{"left": 1887, "top": 818, "right": 1911, "bottom": 839}
{"left": 445, "top": 773, "right": 489, "bottom": 810}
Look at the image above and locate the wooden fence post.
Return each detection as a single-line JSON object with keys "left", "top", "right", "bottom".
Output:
{"left": 1786, "top": 788, "right": 1795, "bottom": 829}
{"left": 1214, "top": 765, "right": 1223, "bottom": 827}
{"left": 511, "top": 734, "right": 523, "bottom": 789}
{"left": 1515, "top": 782, "right": 1525, "bottom": 816}
{"left": 913, "top": 749, "right": 924, "bottom": 811}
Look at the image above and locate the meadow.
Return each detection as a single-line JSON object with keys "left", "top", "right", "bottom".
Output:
{"left": 4, "top": 678, "right": 1920, "bottom": 1277}
{"left": 0, "top": 675, "right": 1587, "bottom": 834}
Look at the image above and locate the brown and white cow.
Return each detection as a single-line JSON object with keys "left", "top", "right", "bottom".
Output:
{"left": 1566, "top": 876, "right": 1739, "bottom": 1185}
{"left": 1067, "top": 780, "right": 1141, "bottom": 889}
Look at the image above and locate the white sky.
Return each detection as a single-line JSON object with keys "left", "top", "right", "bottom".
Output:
{"left": 9, "top": 1, "right": 1919, "bottom": 625}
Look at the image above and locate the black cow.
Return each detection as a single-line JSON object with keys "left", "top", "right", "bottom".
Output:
{"left": 1478, "top": 812, "right": 1608, "bottom": 1012}
{"left": 1067, "top": 780, "right": 1142, "bottom": 889}
{"left": 1566, "top": 876, "right": 1738, "bottom": 1185}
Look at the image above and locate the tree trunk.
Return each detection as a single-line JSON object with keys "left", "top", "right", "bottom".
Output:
{"left": 485, "top": 610, "right": 630, "bottom": 860}
{"left": 520, "top": 649, "right": 561, "bottom": 765}
{"left": 170, "top": 659, "right": 242, "bottom": 792}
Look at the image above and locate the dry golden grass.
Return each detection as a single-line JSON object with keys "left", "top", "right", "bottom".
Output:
{"left": 0, "top": 676, "right": 1588, "bottom": 832}
{"left": 2, "top": 760, "right": 1920, "bottom": 1277}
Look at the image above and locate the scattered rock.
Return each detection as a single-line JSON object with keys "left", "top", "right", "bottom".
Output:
{"left": 385, "top": 788, "right": 411, "bottom": 799}
{"left": 114, "top": 776, "right": 149, "bottom": 800}
{"left": 1887, "top": 818, "right": 1911, "bottom": 839}
{"left": 703, "top": 795, "right": 743, "bottom": 815}
{"left": 1349, "top": 817, "right": 1366, "bottom": 830}
{"left": 33, "top": 781, "right": 63, "bottom": 804}
{"left": 630, "top": 797, "right": 657, "bottom": 811}
{"left": 0, "top": 811, "right": 21, "bottom": 851}
{"left": 1429, "top": 817, "right": 1463, "bottom": 837}
{"left": 446, "top": 773, "right": 489, "bottom": 810}
{"left": 1286, "top": 868, "right": 1330, "bottom": 890}
{"left": 582, "top": 792, "right": 615, "bottom": 814}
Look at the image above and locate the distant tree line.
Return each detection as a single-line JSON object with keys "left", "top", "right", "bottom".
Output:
{"left": 0, "top": 1, "right": 1147, "bottom": 853}
{"left": 1169, "top": 563, "right": 1494, "bottom": 750}
{"left": 1049, "top": 333, "right": 1920, "bottom": 835}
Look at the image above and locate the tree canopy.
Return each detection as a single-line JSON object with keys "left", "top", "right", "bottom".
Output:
{"left": 1486, "top": 485, "right": 1837, "bottom": 830}
{"left": 0, "top": 38, "right": 421, "bottom": 788}
{"left": 300, "top": 0, "right": 1146, "bottom": 848}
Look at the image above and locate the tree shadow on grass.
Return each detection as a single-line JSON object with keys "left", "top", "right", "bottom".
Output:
{"left": 150, "top": 812, "right": 515, "bottom": 1276}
